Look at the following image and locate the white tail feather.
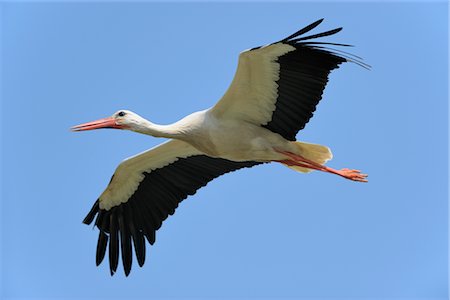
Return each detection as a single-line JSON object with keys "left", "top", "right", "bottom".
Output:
{"left": 285, "top": 141, "right": 333, "bottom": 173}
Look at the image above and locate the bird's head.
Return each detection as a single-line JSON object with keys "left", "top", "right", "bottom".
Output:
{"left": 71, "top": 110, "right": 147, "bottom": 132}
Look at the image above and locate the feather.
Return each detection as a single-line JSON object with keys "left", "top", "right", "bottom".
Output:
{"left": 125, "top": 206, "right": 146, "bottom": 267}
{"left": 291, "top": 27, "right": 343, "bottom": 42}
{"left": 280, "top": 19, "right": 324, "bottom": 42}
{"left": 83, "top": 200, "right": 99, "bottom": 225}
{"left": 96, "top": 231, "right": 108, "bottom": 266}
{"left": 109, "top": 211, "right": 119, "bottom": 275}
{"left": 118, "top": 207, "right": 132, "bottom": 276}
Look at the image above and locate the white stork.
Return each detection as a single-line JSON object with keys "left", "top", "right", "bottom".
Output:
{"left": 72, "top": 19, "right": 369, "bottom": 276}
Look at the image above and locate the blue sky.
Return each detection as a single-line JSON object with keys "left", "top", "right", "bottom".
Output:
{"left": 1, "top": 2, "right": 448, "bottom": 299}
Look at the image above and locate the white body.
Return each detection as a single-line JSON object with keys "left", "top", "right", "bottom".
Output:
{"left": 170, "top": 109, "right": 296, "bottom": 161}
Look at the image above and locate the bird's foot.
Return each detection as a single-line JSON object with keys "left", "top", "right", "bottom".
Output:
{"left": 335, "top": 168, "right": 368, "bottom": 182}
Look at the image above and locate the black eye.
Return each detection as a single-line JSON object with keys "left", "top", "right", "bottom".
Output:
{"left": 118, "top": 111, "right": 126, "bottom": 117}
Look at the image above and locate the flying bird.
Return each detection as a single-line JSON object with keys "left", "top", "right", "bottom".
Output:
{"left": 72, "top": 19, "right": 369, "bottom": 276}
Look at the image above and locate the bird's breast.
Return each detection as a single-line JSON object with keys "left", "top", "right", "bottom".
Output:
{"left": 185, "top": 120, "right": 285, "bottom": 162}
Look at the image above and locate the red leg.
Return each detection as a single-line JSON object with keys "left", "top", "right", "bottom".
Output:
{"left": 276, "top": 150, "right": 368, "bottom": 182}
{"left": 277, "top": 159, "right": 323, "bottom": 171}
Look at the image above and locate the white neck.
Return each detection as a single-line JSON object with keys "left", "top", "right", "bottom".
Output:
{"left": 132, "top": 119, "right": 183, "bottom": 139}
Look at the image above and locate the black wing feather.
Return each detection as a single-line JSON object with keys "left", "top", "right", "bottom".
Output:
{"left": 118, "top": 207, "right": 132, "bottom": 276}
{"left": 290, "top": 27, "right": 343, "bottom": 42}
{"left": 280, "top": 18, "right": 324, "bottom": 42}
{"left": 263, "top": 46, "right": 345, "bottom": 141}
{"left": 96, "top": 231, "right": 108, "bottom": 266}
{"left": 259, "top": 20, "right": 368, "bottom": 140}
{"left": 83, "top": 156, "right": 261, "bottom": 276}
{"left": 109, "top": 211, "right": 119, "bottom": 275}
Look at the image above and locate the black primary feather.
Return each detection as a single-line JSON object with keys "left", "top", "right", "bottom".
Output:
{"left": 108, "top": 211, "right": 119, "bottom": 275}
{"left": 290, "top": 27, "right": 343, "bottom": 42}
{"left": 280, "top": 18, "right": 324, "bottom": 42}
{"left": 96, "top": 231, "right": 108, "bottom": 266}
{"left": 83, "top": 156, "right": 261, "bottom": 276}
{"left": 258, "top": 20, "right": 369, "bottom": 140}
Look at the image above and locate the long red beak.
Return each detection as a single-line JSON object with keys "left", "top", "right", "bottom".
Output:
{"left": 71, "top": 117, "right": 122, "bottom": 131}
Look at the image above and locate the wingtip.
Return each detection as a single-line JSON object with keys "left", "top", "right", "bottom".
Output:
{"left": 309, "top": 18, "right": 324, "bottom": 27}
{"left": 279, "top": 18, "right": 326, "bottom": 43}
{"left": 82, "top": 200, "right": 100, "bottom": 225}
{"left": 137, "top": 259, "right": 145, "bottom": 268}
{"left": 291, "top": 26, "right": 344, "bottom": 43}
{"left": 281, "top": 20, "right": 345, "bottom": 45}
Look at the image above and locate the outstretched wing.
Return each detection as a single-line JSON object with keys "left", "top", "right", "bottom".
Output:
{"left": 211, "top": 19, "right": 367, "bottom": 141}
{"left": 83, "top": 139, "right": 261, "bottom": 276}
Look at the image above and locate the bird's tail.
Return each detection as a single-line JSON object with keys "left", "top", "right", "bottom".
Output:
{"left": 284, "top": 141, "right": 333, "bottom": 173}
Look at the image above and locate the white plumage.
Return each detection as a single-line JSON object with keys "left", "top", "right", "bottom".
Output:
{"left": 98, "top": 139, "right": 200, "bottom": 210}
{"left": 212, "top": 43, "right": 296, "bottom": 123}
{"left": 72, "top": 19, "right": 368, "bottom": 276}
